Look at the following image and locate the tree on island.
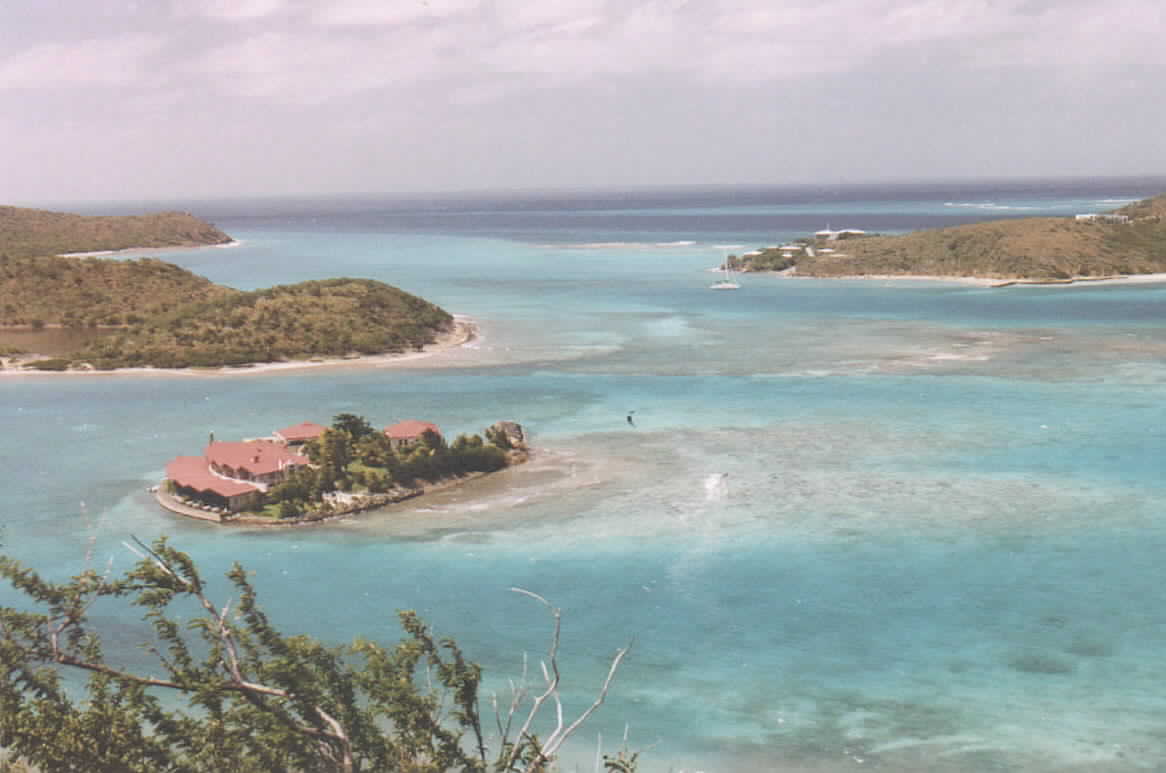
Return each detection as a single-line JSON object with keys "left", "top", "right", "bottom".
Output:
{"left": 0, "top": 538, "right": 635, "bottom": 773}
{"left": 265, "top": 414, "right": 514, "bottom": 519}
{"left": 332, "top": 413, "right": 376, "bottom": 440}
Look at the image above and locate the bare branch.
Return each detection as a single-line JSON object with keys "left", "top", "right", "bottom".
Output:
{"left": 538, "top": 641, "right": 633, "bottom": 763}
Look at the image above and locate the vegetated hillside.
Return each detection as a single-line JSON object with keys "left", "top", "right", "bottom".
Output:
{"left": 738, "top": 194, "right": 1166, "bottom": 280}
{"left": 73, "top": 278, "right": 455, "bottom": 369}
{"left": 0, "top": 254, "right": 237, "bottom": 327}
{"left": 0, "top": 206, "right": 232, "bottom": 259}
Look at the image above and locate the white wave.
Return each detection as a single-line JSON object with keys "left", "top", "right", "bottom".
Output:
{"left": 1096, "top": 198, "right": 1137, "bottom": 203}
{"left": 704, "top": 472, "right": 729, "bottom": 501}
{"left": 560, "top": 241, "right": 697, "bottom": 249}
{"left": 712, "top": 244, "right": 746, "bottom": 250}
{"left": 943, "top": 202, "right": 1036, "bottom": 210}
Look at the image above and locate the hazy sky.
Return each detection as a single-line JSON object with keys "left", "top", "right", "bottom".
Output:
{"left": 2, "top": 0, "right": 1163, "bottom": 202}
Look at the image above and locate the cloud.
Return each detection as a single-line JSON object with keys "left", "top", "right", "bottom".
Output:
{"left": 178, "top": 0, "right": 288, "bottom": 21}
{"left": 0, "top": 36, "right": 164, "bottom": 89}
{"left": 311, "top": 0, "right": 482, "bottom": 27}
{"left": 190, "top": 27, "right": 467, "bottom": 102}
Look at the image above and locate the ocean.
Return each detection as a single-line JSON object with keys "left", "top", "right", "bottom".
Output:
{"left": 5, "top": 177, "right": 1166, "bottom": 771}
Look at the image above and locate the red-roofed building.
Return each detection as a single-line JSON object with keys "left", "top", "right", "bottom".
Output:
{"left": 205, "top": 440, "right": 310, "bottom": 485}
{"left": 383, "top": 420, "right": 442, "bottom": 450}
{"left": 165, "top": 456, "right": 263, "bottom": 512}
{"left": 274, "top": 421, "right": 327, "bottom": 446}
{"left": 164, "top": 440, "right": 311, "bottom": 513}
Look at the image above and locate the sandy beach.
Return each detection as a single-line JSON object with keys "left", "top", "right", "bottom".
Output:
{"left": 0, "top": 316, "right": 478, "bottom": 378}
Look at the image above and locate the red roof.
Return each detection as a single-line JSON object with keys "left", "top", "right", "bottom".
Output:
{"left": 204, "top": 441, "right": 309, "bottom": 477}
{"left": 383, "top": 420, "right": 441, "bottom": 440}
{"left": 275, "top": 421, "right": 327, "bottom": 443}
{"left": 166, "top": 456, "right": 259, "bottom": 498}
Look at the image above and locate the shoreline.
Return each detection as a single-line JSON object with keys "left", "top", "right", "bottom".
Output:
{"left": 154, "top": 467, "right": 498, "bottom": 527}
{"left": 0, "top": 316, "right": 478, "bottom": 378}
{"left": 57, "top": 239, "right": 241, "bottom": 258}
{"left": 771, "top": 269, "right": 1166, "bottom": 287}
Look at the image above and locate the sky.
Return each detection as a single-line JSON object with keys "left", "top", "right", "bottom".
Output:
{"left": 1, "top": 0, "right": 1164, "bottom": 203}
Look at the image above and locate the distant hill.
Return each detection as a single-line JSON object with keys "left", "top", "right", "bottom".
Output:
{"left": 736, "top": 194, "right": 1166, "bottom": 280}
{"left": 0, "top": 206, "right": 232, "bottom": 259}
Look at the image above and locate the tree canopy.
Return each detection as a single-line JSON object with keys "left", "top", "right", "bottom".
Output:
{"left": 0, "top": 539, "right": 634, "bottom": 773}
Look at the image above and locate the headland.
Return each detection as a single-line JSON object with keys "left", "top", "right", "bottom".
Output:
{"left": 0, "top": 205, "right": 461, "bottom": 373}
{"left": 731, "top": 193, "right": 1166, "bottom": 285}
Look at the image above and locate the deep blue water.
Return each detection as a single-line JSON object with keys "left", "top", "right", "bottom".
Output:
{"left": 6, "top": 178, "right": 1166, "bottom": 771}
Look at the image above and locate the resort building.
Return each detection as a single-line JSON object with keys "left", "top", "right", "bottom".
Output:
{"left": 164, "top": 440, "right": 310, "bottom": 512}
{"left": 274, "top": 421, "right": 327, "bottom": 446}
{"left": 1075, "top": 213, "right": 1130, "bottom": 224}
{"left": 165, "top": 456, "right": 263, "bottom": 512}
{"left": 205, "top": 440, "right": 310, "bottom": 486}
{"left": 815, "top": 228, "right": 867, "bottom": 240}
{"left": 384, "top": 420, "right": 442, "bottom": 450}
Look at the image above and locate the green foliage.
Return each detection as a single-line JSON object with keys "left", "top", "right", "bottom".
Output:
{"left": 27, "top": 358, "right": 71, "bottom": 371}
{"left": 333, "top": 413, "right": 376, "bottom": 440}
{"left": 0, "top": 540, "right": 633, "bottom": 773}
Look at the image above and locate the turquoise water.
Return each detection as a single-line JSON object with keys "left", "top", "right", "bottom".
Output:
{"left": 5, "top": 182, "right": 1166, "bottom": 770}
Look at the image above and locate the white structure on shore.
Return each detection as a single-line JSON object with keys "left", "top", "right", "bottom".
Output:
{"left": 1075, "top": 213, "right": 1130, "bottom": 224}
{"left": 815, "top": 227, "right": 867, "bottom": 240}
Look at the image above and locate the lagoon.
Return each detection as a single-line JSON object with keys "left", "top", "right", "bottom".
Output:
{"left": 5, "top": 179, "right": 1166, "bottom": 771}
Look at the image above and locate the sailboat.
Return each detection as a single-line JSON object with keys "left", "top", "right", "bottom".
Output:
{"left": 709, "top": 254, "right": 740, "bottom": 290}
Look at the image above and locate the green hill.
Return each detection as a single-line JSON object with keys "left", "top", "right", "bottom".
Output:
{"left": 0, "top": 206, "right": 455, "bottom": 370}
{"left": 0, "top": 206, "right": 232, "bottom": 258}
{"left": 75, "top": 278, "right": 454, "bottom": 369}
{"left": 737, "top": 194, "right": 1166, "bottom": 280}
{"left": 0, "top": 254, "right": 236, "bottom": 328}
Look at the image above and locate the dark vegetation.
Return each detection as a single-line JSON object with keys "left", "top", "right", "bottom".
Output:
{"left": 735, "top": 194, "right": 1166, "bottom": 280}
{"left": 0, "top": 205, "right": 454, "bottom": 369}
{"left": 0, "top": 539, "right": 636, "bottom": 772}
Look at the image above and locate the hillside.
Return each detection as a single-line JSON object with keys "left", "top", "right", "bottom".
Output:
{"left": 0, "top": 254, "right": 236, "bottom": 327}
{"left": 0, "top": 205, "right": 456, "bottom": 370}
{"left": 737, "top": 194, "right": 1166, "bottom": 280}
{"left": 72, "top": 278, "right": 454, "bottom": 369}
{"left": 0, "top": 206, "right": 232, "bottom": 259}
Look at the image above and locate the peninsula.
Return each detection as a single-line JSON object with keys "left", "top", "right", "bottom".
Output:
{"left": 0, "top": 205, "right": 457, "bottom": 371}
{"left": 158, "top": 413, "right": 529, "bottom": 525}
{"left": 732, "top": 194, "right": 1166, "bottom": 283}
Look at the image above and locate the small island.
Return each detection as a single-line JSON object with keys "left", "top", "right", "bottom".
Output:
{"left": 159, "top": 413, "right": 529, "bottom": 524}
{"left": 0, "top": 205, "right": 459, "bottom": 371}
{"left": 730, "top": 193, "right": 1166, "bottom": 283}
